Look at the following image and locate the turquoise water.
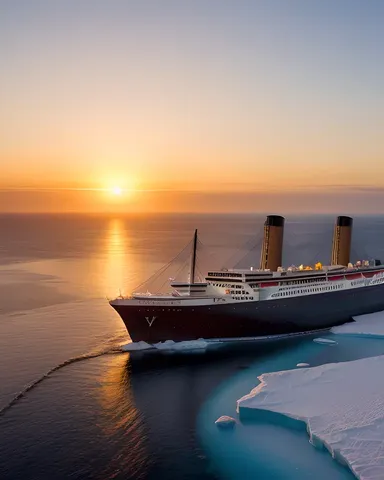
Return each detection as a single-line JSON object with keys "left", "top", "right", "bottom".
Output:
{"left": 198, "top": 333, "right": 384, "bottom": 480}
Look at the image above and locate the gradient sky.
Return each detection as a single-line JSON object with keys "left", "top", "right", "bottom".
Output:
{"left": 1, "top": 0, "right": 384, "bottom": 213}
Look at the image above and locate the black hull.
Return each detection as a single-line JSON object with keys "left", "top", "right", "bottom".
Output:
{"left": 111, "top": 283, "right": 384, "bottom": 343}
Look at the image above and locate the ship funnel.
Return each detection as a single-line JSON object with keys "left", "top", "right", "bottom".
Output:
{"left": 260, "top": 215, "right": 285, "bottom": 271}
{"left": 331, "top": 216, "right": 353, "bottom": 266}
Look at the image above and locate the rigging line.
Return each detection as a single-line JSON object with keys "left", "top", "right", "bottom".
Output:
{"left": 157, "top": 258, "right": 189, "bottom": 292}
{"left": 234, "top": 251, "right": 262, "bottom": 270}
{"left": 196, "top": 238, "right": 204, "bottom": 248}
{"left": 197, "top": 246, "right": 219, "bottom": 264}
{"left": 196, "top": 250, "right": 208, "bottom": 270}
{"left": 308, "top": 249, "right": 323, "bottom": 266}
{"left": 195, "top": 268, "right": 205, "bottom": 282}
{"left": 194, "top": 254, "right": 205, "bottom": 281}
{"left": 134, "top": 238, "right": 193, "bottom": 291}
{"left": 144, "top": 260, "right": 187, "bottom": 292}
{"left": 232, "top": 240, "right": 263, "bottom": 269}
{"left": 223, "top": 232, "right": 264, "bottom": 268}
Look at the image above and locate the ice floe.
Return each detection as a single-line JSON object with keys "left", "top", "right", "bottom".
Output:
{"left": 313, "top": 338, "right": 337, "bottom": 345}
{"left": 215, "top": 415, "right": 236, "bottom": 428}
{"left": 121, "top": 341, "right": 154, "bottom": 351}
{"left": 237, "top": 355, "right": 384, "bottom": 480}
{"left": 121, "top": 339, "right": 209, "bottom": 352}
{"left": 153, "top": 339, "right": 209, "bottom": 351}
{"left": 296, "top": 363, "right": 310, "bottom": 367}
{"left": 332, "top": 310, "right": 384, "bottom": 338}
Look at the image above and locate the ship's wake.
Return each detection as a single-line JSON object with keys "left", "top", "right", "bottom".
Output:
{"left": 0, "top": 337, "right": 127, "bottom": 417}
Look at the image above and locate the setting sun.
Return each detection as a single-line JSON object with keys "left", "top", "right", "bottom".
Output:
{"left": 111, "top": 187, "right": 122, "bottom": 196}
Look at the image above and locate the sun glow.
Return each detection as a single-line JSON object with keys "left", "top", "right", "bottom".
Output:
{"left": 111, "top": 186, "right": 122, "bottom": 195}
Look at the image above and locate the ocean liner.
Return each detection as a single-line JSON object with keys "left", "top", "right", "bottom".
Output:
{"left": 110, "top": 216, "right": 384, "bottom": 343}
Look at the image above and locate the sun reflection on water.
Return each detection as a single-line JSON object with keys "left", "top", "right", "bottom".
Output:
{"left": 104, "top": 218, "right": 131, "bottom": 298}
{"left": 98, "top": 354, "right": 150, "bottom": 478}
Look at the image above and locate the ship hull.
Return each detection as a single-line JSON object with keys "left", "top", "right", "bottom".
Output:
{"left": 111, "top": 283, "right": 384, "bottom": 343}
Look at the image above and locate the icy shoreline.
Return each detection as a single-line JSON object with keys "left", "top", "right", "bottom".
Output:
{"left": 237, "top": 356, "right": 384, "bottom": 480}
{"left": 332, "top": 310, "right": 384, "bottom": 338}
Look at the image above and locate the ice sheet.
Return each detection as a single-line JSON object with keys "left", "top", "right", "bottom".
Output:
{"left": 121, "top": 341, "right": 154, "bottom": 351}
{"left": 215, "top": 415, "right": 237, "bottom": 428}
{"left": 332, "top": 310, "right": 384, "bottom": 338}
{"left": 237, "top": 356, "right": 384, "bottom": 480}
{"left": 313, "top": 338, "right": 337, "bottom": 345}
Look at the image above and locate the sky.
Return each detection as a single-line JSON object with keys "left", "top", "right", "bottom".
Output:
{"left": 1, "top": 0, "right": 384, "bottom": 213}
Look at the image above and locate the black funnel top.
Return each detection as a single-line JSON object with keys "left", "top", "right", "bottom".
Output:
{"left": 336, "top": 216, "right": 353, "bottom": 227}
{"left": 265, "top": 215, "right": 285, "bottom": 227}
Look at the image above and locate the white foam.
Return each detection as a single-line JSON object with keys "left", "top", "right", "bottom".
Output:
{"left": 215, "top": 415, "right": 237, "bottom": 428}
{"left": 237, "top": 356, "right": 384, "bottom": 480}
{"left": 121, "top": 341, "right": 154, "bottom": 351}
{"left": 296, "top": 363, "right": 310, "bottom": 367}
{"left": 332, "top": 310, "right": 384, "bottom": 338}
{"left": 313, "top": 338, "right": 337, "bottom": 345}
{"left": 153, "top": 339, "right": 209, "bottom": 351}
{"left": 121, "top": 338, "right": 210, "bottom": 352}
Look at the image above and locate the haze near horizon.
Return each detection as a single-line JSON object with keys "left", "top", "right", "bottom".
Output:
{"left": 1, "top": 0, "right": 383, "bottom": 213}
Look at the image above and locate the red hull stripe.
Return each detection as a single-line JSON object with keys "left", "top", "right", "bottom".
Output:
{"left": 364, "top": 271, "right": 377, "bottom": 278}
{"left": 345, "top": 273, "right": 362, "bottom": 279}
{"left": 329, "top": 275, "right": 344, "bottom": 281}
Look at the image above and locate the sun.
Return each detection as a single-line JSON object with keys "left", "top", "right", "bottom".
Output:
{"left": 111, "top": 186, "right": 122, "bottom": 195}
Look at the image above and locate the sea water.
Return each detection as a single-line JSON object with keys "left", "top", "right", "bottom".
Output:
{"left": 198, "top": 334, "right": 384, "bottom": 480}
{"left": 1, "top": 213, "right": 384, "bottom": 479}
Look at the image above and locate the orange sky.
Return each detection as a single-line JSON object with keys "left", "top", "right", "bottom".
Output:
{"left": 1, "top": 1, "right": 384, "bottom": 213}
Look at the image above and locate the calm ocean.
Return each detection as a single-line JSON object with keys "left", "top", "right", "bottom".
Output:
{"left": 1, "top": 213, "right": 384, "bottom": 479}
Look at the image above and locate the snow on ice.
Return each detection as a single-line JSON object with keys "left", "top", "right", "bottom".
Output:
{"left": 153, "top": 339, "right": 209, "bottom": 351}
{"left": 215, "top": 416, "right": 237, "bottom": 428}
{"left": 313, "top": 338, "right": 337, "bottom": 345}
{"left": 332, "top": 310, "right": 384, "bottom": 338}
{"left": 237, "top": 356, "right": 384, "bottom": 480}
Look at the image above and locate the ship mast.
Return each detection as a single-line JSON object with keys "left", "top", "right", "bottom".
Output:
{"left": 190, "top": 229, "right": 198, "bottom": 284}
